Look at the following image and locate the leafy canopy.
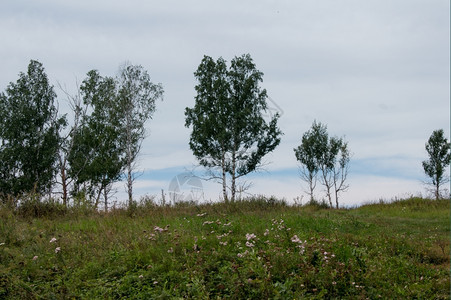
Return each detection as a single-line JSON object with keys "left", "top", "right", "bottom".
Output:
{"left": 0, "top": 60, "right": 65, "bottom": 196}
{"left": 185, "top": 54, "right": 282, "bottom": 201}
{"left": 422, "top": 129, "right": 450, "bottom": 199}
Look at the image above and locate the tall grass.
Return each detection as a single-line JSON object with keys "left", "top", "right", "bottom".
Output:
{"left": 0, "top": 195, "right": 449, "bottom": 299}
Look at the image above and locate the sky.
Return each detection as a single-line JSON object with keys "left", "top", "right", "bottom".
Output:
{"left": 1, "top": 0, "right": 449, "bottom": 206}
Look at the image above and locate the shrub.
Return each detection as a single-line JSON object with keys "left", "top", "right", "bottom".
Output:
{"left": 16, "top": 193, "right": 67, "bottom": 218}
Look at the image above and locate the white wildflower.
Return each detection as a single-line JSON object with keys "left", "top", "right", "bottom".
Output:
{"left": 153, "top": 226, "right": 165, "bottom": 233}
{"left": 291, "top": 235, "right": 302, "bottom": 243}
{"left": 246, "top": 233, "right": 257, "bottom": 241}
{"left": 245, "top": 241, "right": 255, "bottom": 248}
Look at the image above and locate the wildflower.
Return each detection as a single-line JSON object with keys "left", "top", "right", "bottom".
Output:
{"left": 55, "top": 247, "right": 61, "bottom": 253}
{"left": 291, "top": 235, "right": 302, "bottom": 243}
{"left": 203, "top": 221, "right": 214, "bottom": 225}
{"left": 32, "top": 256, "right": 38, "bottom": 261}
{"left": 153, "top": 281, "right": 158, "bottom": 285}
{"left": 0, "top": 242, "right": 5, "bottom": 246}
{"left": 139, "top": 275, "right": 144, "bottom": 279}
{"left": 237, "top": 250, "right": 249, "bottom": 258}
{"left": 167, "top": 247, "right": 174, "bottom": 253}
{"left": 264, "top": 229, "right": 269, "bottom": 236}
{"left": 216, "top": 233, "right": 229, "bottom": 239}
{"left": 246, "top": 233, "right": 256, "bottom": 240}
{"left": 245, "top": 241, "right": 255, "bottom": 248}
{"left": 154, "top": 226, "right": 165, "bottom": 233}
{"left": 49, "top": 237, "right": 57, "bottom": 243}
{"left": 197, "top": 212, "right": 206, "bottom": 217}
{"left": 223, "top": 222, "right": 232, "bottom": 226}
{"left": 219, "top": 241, "right": 228, "bottom": 246}
{"left": 332, "top": 281, "right": 337, "bottom": 285}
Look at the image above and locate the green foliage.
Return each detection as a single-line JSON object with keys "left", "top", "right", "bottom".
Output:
{"left": 116, "top": 63, "right": 163, "bottom": 206}
{"left": 0, "top": 60, "right": 66, "bottom": 197}
{"left": 422, "top": 129, "right": 451, "bottom": 200}
{"left": 67, "top": 65, "right": 163, "bottom": 209}
{"left": 0, "top": 197, "right": 448, "bottom": 299}
{"left": 68, "top": 70, "right": 124, "bottom": 209}
{"left": 16, "top": 193, "right": 67, "bottom": 218}
{"left": 294, "top": 121, "right": 350, "bottom": 208}
{"left": 185, "top": 54, "right": 282, "bottom": 202}
{"left": 294, "top": 120, "right": 327, "bottom": 202}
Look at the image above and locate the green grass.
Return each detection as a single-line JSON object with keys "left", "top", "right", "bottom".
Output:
{"left": 0, "top": 196, "right": 449, "bottom": 299}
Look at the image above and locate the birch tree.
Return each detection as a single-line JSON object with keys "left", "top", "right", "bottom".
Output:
{"left": 0, "top": 60, "right": 65, "bottom": 198}
{"left": 422, "top": 129, "right": 450, "bottom": 200}
{"left": 116, "top": 63, "right": 163, "bottom": 207}
{"left": 68, "top": 70, "right": 123, "bottom": 210}
{"left": 185, "top": 54, "right": 282, "bottom": 202}
{"left": 294, "top": 121, "right": 350, "bottom": 208}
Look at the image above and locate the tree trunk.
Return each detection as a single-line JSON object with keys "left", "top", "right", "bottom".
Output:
{"left": 309, "top": 173, "right": 315, "bottom": 203}
{"left": 333, "top": 173, "right": 339, "bottom": 209}
{"left": 126, "top": 113, "right": 134, "bottom": 207}
{"left": 231, "top": 150, "right": 236, "bottom": 202}
{"left": 94, "top": 186, "right": 102, "bottom": 209}
{"left": 104, "top": 187, "right": 108, "bottom": 212}
{"left": 435, "top": 181, "right": 440, "bottom": 200}
{"left": 321, "top": 166, "right": 333, "bottom": 207}
{"left": 334, "top": 186, "right": 339, "bottom": 209}
{"left": 60, "top": 157, "right": 68, "bottom": 207}
{"left": 222, "top": 151, "right": 228, "bottom": 203}
{"left": 127, "top": 161, "right": 133, "bottom": 206}
{"left": 326, "top": 186, "right": 332, "bottom": 208}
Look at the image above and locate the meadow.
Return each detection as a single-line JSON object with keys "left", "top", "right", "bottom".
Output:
{"left": 0, "top": 196, "right": 449, "bottom": 299}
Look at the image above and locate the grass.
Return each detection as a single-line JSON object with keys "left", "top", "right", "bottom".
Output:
{"left": 0, "top": 196, "right": 449, "bottom": 299}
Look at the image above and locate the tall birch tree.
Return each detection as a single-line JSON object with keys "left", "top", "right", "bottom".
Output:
{"left": 185, "top": 54, "right": 282, "bottom": 202}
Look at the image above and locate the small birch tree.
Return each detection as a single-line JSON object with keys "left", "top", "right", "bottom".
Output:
{"left": 294, "top": 121, "right": 350, "bottom": 208}
{"left": 422, "top": 129, "right": 450, "bottom": 200}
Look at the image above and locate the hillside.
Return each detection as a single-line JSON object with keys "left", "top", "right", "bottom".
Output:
{"left": 0, "top": 197, "right": 449, "bottom": 299}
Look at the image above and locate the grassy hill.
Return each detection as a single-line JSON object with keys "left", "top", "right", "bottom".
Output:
{"left": 0, "top": 197, "right": 449, "bottom": 299}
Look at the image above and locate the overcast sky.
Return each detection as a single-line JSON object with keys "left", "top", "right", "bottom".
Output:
{"left": 1, "top": 0, "right": 449, "bottom": 206}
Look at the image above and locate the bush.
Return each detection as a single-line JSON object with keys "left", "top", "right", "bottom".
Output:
{"left": 16, "top": 193, "right": 67, "bottom": 218}
{"left": 305, "top": 198, "right": 330, "bottom": 209}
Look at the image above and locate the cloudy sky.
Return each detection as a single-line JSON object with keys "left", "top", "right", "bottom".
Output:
{"left": 1, "top": 0, "right": 449, "bottom": 206}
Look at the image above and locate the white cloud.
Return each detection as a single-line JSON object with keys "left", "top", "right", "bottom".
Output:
{"left": 0, "top": 0, "right": 448, "bottom": 205}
